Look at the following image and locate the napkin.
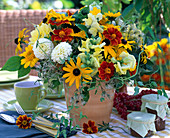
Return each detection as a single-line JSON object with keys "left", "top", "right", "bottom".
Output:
{"left": 0, "top": 111, "right": 52, "bottom": 138}
{"left": 0, "top": 111, "right": 77, "bottom": 138}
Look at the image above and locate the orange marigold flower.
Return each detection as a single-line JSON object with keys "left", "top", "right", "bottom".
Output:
{"left": 98, "top": 61, "right": 115, "bottom": 81}
{"left": 141, "top": 74, "right": 150, "bottom": 82}
{"left": 82, "top": 120, "right": 98, "bottom": 134}
{"left": 67, "top": 10, "right": 75, "bottom": 16}
{"left": 16, "top": 115, "right": 32, "bottom": 129}
{"left": 49, "top": 19, "right": 71, "bottom": 26}
{"left": 103, "top": 28, "right": 122, "bottom": 46}
{"left": 164, "top": 76, "right": 170, "bottom": 84}
{"left": 51, "top": 28, "right": 74, "bottom": 42}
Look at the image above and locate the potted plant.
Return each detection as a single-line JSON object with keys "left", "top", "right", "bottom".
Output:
{"left": 1, "top": 2, "right": 156, "bottom": 127}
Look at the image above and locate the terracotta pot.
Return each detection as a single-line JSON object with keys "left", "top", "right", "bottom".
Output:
{"left": 64, "top": 82, "right": 115, "bottom": 127}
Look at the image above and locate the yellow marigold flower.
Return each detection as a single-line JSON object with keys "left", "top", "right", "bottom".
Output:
{"left": 104, "top": 11, "right": 121, "bottom": 18}
{"left": 90, "top": 7, "right": 101, "bottom": 15}
{"left": 15, "top": 28, "right": 29, "bottom": 55}
{"left": 62, "top": 57, "right": 93, "bottom": 89}
{"left": 16, "top": 115, "right": 32, "bottom": 129}
{"left": 20, "top": 45, "right": 39, "bottom": 68}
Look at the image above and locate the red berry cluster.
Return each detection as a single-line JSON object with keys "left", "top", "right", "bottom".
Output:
{"left": 113, "top": 89, "right": 157, "bottom": 120}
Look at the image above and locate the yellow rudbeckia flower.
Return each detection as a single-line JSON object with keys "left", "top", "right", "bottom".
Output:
{"left": 62, "top": 57, "right": 93, "bottom": 89}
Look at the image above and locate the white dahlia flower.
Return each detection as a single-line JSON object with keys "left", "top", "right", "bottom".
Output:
{"left": 33, "top": 38, "right": 54, "bottom": 59}
{"left": 51, "top": 42, "right": 72, "bottom": 64}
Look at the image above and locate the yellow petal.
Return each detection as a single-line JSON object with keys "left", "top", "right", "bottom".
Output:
{"left": 24, "top": 61, "right": 30, "bottom": 68}
{"left": 77, "top": 57, "right": 81, "bottom": 68}
{"left": 75, "top": 77, "right": 80, "bottom": 89}
{"left": 65, "top": 74, "right": 73, "bottom": 83}
{"left": 69, "top": 59, "right": 76, "bottom": 67}
{"left": 63, "top": 73, "right": 71, "bottom": 78}
{"left": 21, "top": 59, "right": 26, "bottom": 65}
{"left": 69, "top": 76, "right": 76, "bottom": 86}
{"left": 63, "top": 67, "right": 72, "bottom": 72}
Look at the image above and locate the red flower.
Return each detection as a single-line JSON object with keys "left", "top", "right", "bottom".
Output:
{"left": 152, "top": 73, "right": 161, "bottom": 82}
{"left": 103, "top": 28, "right": 122, "bottom": 46}
{"left": 98, "top": 61, "right": 115, "bottom": 81}
{"left": 82, "top": 120, "right": 98, "bottom": 134}
{"left": 16, "top": 115, "right": 32, "bottom": 129}
{"left": 51, "top": 28, "right": 73, "bottom": 42}
{"left": 49, "top": 19, "right": 71, "bottom": 26}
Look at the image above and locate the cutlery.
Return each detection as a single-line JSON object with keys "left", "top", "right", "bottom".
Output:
{"left": 0, "top": 113, "right": 16, "bottom": 124}
{"left": 13, "top": 102, "right": 26, "bottom": 115}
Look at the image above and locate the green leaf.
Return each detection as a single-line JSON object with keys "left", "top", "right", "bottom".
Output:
{"left": 100, "top": 97, "right": 105, "bottom": 102}
{"left": 51, "top": 79, "right": 60, "bottom": 89}
{"left": 157, "top": 89, "right": 162, "bottom": 95}
{"left": 146, "top": 26, "right": 155, "bottom": 40}
{"left": 138, "top": 81, "right": 144, "bottom": 86}
{"left": 87, "top": 87, "right": 96, "bottom": 91}
{"left": 161, "top": 88, "right": 169, "bottom": 99}
{"left": 157, "top": 44, "right": 163, "bottom": 52}
{"left": 151, "top": 81, "right": 157, "bottom": 87}
{"left": 122, "top": 4, "right": 135, "bottom": 20}
{"left": 1, "top": 56, "right": 21, "bottom": 71}
{"left": 18, "top": 66, "right": 30, "bottom": 78}
{"left": 134, "top": 86, "right": 140, "bottom": 95}
{"left": 134, "top": 0, "right": 143, "bottom": 12}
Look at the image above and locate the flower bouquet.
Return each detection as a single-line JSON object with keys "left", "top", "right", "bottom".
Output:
{"left": 1, "top": 2, "right": 156, "bottom": 127}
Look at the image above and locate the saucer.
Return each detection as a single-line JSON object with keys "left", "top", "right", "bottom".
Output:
{"left": 3, "top": 99, "right": 54, "bottom": 113}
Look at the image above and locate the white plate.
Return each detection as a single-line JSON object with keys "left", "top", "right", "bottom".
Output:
{"left": 3, "top": 99, "right": 54, "bottom": 113}
{"left": 0, "top": 69, "right": 29, "bottom": 83}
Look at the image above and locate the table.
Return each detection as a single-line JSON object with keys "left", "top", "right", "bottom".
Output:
{"left": 0, "top": 76, "right": 170, "bottom": 138}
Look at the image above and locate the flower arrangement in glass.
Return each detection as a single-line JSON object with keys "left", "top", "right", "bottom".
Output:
{"left": 2, "top": 2, "right": 156, "bottom": 127}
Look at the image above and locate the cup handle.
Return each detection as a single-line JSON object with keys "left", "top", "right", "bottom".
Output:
{"left": 38, "top": 88, "right": 47, "bottom": 102}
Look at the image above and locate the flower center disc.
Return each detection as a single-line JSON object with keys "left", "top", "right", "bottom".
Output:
{"left": 26, "top": 50, "right": 35, "bottom": 61}
{"left": 22, "top": 120, "right": 27, "bottom": 125}
{"left": 111, "top": 34, "right": 116, "bottom": 39}
{"left": 87, "top": 127, "right": 93, "bottom": 133}
{"left": 105, "top": 67, "right": 111, "bottom": 74}
{"left": 59, "top": 31, "right": 65, "bottom": 38}
{"left": 121, "top": 39, "right": 127, "bottom": 44}
{"left": 73, "top": 68, "right": 80, "bottom": 76}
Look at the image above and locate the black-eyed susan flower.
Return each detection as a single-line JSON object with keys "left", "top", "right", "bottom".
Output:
{"left": 16, "top": 115, "right": 32, "bottom": 129}
{"left": 15, "top": 28, "right": 29, "bottom": 55}
{"left": 62, "top": 57, "right": 93, "bottom": 89}
{"left": 20, "top": 45, "right": 39, "bottom": 68}
{"left": 82, "top": 120, "right": 98, "bottom": 134}
{"left": 119, "top": 37, "right": 135, "bottom": 51}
